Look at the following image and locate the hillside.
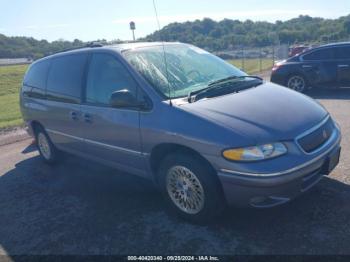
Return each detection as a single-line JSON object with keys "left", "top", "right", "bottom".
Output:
{"left": 0, "top": 35, "right": 118, "bottom": 59}
{"left": 1, "top": 14, "right": 350, "bottom": 58}
{"left": 144, "top": 15, "right": 350, "bottom": 50}
{"left": 0, "top": 34, "right": 85, "bottom": 59}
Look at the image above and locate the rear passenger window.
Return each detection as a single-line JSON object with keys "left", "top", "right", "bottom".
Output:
{"left": 85, "top": 53, "right": 138, "bottom": 106}
{"left": 303, "top": 48, "right": 334, "bottom": 61}
{"left": 46, "top": 54, "right": 87, "bottom": 103}
{"left": 335, "top": 46, "right": 350, "bottom": 59}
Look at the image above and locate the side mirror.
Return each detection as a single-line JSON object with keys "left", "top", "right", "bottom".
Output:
{"left": 109, "top": 89, "right": 150, "bottom": 110}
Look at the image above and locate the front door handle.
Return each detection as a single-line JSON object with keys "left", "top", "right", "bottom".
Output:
{"left": 338, "top": 64, "right": 349, "bottom": 68}
{"left": 83, "top": 113, "right": 93, "bottom": 123}
{"left": 70, "top": 111, "right": 79, "bottom": 121}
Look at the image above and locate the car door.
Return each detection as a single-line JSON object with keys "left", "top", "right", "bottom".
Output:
{"left": 301, "top": 48, "right": 337, "bottom": 87}
{"left": 80, "top": 52, "right": 146, "bottom": 175}
{"left": 43, "top": 53, "right": 88, "bottom": 153}
{"left": 335, "top": 46, "right": 350, "bottom": 87}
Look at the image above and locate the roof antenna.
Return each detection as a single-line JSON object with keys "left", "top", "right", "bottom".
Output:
{"left": 152, "top": 0, "right": 172, "bottom": 106}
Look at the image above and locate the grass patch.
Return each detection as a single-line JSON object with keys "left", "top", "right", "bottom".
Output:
{"left": 0, "top": 64, "right": 28, "bottom": 128}
{"left": 0, "top": 93, "right": 23, "bottom": 128}
{"left": 228, "top": 58, "right": 273, "bottom": 75}
{"left": 0, "top": 64, "right": 28, "bottom": 96}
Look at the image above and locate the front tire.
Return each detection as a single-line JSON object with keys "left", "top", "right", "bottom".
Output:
{"left": 35, "top": 126, "right": 60, "bottom": 164}
{"left": 158, "top": 153, "right": 225, "bottom": 224}
{"left": 287, "top": 74, "right": 307, "bottom": 93}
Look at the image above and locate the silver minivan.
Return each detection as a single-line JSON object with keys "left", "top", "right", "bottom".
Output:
{"left": 20, "top": 42, "right": 341, "bottom": 223}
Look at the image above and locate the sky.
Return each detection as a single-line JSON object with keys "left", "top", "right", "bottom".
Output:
{"left": 1, "top": 0, "right": 350, "bottom": 42}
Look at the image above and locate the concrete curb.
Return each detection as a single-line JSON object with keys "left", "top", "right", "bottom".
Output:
{"left": 0, "top": 129, "right": 31, "bottom": 147}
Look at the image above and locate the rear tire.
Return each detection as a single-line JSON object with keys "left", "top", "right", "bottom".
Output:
{"left": 158, "top": 153, "right": 225, "bottom": 224}
{"left": 35, "top": 126, "right": 60, "bottom": 164}
{"left": 286, "top": 74, "right": 307, "bottom": 93}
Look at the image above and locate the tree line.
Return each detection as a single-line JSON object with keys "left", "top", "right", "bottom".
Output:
{"left": 144, "top": 15, "right": 350, "bottom": 51}
{"left": 0, "top": 35, "right": 82, "bottom": 59}
{"left": 0, "top": 36, "right": 117, "bottom": 59}
{"left": 1, "top": 14, "right": 350, "bottom": 58}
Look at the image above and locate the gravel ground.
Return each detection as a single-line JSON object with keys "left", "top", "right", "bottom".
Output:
{"left": 0, "top": 87, "right": 349, "bottom": 256}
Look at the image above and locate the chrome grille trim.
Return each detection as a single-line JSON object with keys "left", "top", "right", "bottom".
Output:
{"left": 295, "top": 115, "right": 333, "bottom": 155}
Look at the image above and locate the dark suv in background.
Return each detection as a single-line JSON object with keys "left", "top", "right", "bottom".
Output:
{"left": 271, "top": 42, "right": 350, "bottom": 92}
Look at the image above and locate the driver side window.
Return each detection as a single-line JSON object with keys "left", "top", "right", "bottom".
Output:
{"left": 86, "top": 53, "right": 138, "bottom": 106}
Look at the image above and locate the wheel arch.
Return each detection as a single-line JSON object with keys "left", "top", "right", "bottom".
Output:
{"left": 30, "top": 120, "right": 44, "bottom": 135}
{"left": 149, "top": 143, "right": 217, "bottom": 183}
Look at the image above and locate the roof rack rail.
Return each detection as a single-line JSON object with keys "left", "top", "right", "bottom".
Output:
{"left": 85, "top": 41, "right": 104, "bottom": 48}
{"left": 51, "top": 42, "right": 104, "bottom": 56}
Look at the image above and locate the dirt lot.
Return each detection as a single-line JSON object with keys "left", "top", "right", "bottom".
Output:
{"left": 0, "top": 88, "right": 349, "bottom": 256}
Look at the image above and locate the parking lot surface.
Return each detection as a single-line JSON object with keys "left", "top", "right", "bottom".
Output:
{"left": 0, "top": 88, "right": 350, "bottom": 256}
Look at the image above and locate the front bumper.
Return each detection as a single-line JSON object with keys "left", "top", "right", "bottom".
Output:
{"left": 217, "top": 140, "right": 341, "bottom": 208}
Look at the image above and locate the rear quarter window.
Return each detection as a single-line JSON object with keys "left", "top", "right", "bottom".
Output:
{"left": 23, "top": 60, "right": 50, "bottom": 98}
{"left": 24, "top": 60, "right": 50, "bottom": 89}
{"left": 46, "top": 53, "right": 88, "bottom": 103}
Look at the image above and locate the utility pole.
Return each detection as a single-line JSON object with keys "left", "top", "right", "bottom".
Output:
{"left": 130, "top": 21, "right": 136, "bottom": 41}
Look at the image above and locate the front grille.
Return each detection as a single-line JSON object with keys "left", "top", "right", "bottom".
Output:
{"left": 297, "top": 118, "right": 334, "bottom": 153}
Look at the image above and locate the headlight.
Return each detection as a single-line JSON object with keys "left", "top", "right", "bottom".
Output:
{"left": 223, "top": 142, "right": 287, "bottom": 162}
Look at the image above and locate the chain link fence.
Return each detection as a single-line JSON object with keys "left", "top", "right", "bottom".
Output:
{"left": 216, "top": 37, "right": 350, "bottom": 75}
{"left": 215, "top": 44, "right": 289, "bottom": 74}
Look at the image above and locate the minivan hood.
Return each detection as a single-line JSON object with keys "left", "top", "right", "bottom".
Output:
{"left": 181, "top": 83, "right": 328, "bottom": 143}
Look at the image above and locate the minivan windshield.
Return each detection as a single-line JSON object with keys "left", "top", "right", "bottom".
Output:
{"left": 123, "top": 44, "right": 246, "bottom": 99}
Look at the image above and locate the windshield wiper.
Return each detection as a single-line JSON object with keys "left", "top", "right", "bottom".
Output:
{"left": 188, "top": 75, "right": 263, "bottom": 103}
{"left": 208, "top": 75, "right": 262, "bottom": 86}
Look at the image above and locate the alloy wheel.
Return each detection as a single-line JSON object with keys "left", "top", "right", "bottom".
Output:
{"left": 37, "top": 133, "right": 51, "bottom": 160}
{"left": 287, "top": 75, "right": 306, "bottom": 92}
{"left": 166, "top": 166, "right": 205, "bottom": 215}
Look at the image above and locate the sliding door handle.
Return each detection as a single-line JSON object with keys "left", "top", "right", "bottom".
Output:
{"left": 83, "top": 113, "right": 93, "bottom": 123}
{"left": 70, "top": 111, "right": 79, "bottom": 121}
